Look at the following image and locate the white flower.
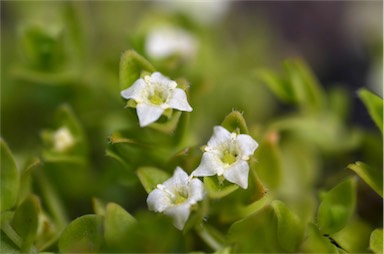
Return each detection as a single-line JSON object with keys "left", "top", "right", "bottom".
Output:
{"left": 147, "top": 167, "right": 204, "bottom": 230}
{"left": 192, "top": 126, "right": 258, "bottom": 189}
{"left": 121, "top": 72, "right": 193, "bottom": 127}
{"left": 145, "top": 26, "right": 198, "bottom": 60}
{"left": 53, "top": 127, "right": 74, "bottom": 152}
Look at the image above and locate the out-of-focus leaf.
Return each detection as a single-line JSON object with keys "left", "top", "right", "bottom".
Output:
{"left": 137, "top": 167, "right": 171, "bottom": 194}
{"left": 283, "top": 59, "right": 325, "bottom": 112}
{"left": 358, "top": 88, "right": 383, "bottom": 133}
{"left": 204, "top": 176, "right": 239, "bottom": 199}
{"left": 0, "top": 231, "right": 20, "bottom": 254}
{"left": 238, "top": 159, "right": 267, "bottom": 205}
{"left": 92, "top": 198, "right": 106, "bottom": 216}
{"left": 369, "top": 229, "right": 383, "bottom": 254}
{"left": 254, "top": 131, "right": 282, "bottom": 190}
{"left": 149, "top": 111, "right": 182, "bottom": 135}
{"left": 255, "top": 69, "right": 293, "bottom": 103}
{"left": 11, "top": 195, "right": 40, "bottom": 252}
{"left": 299, "top": 223, "right": 338, "bottom": 253}
{"left": 0, "top": 139, "right": 20, "bottom": 212}
{"left": 348, "top": 161, "right": 383, "bottom": 197}
{"left": 221, "top": 111, "right": 249, "bottom": 134}
{"left": 119, "top": 50, "right": 155, "bottom": 90}
{"left": 317, "top": 177, "right": 357, "bottom": 234}
{"left": 104, "top": 202, "right": 136, "bottom": 248}
{"left": 331, "top": 219, "right": 372, "bottom": 253}
{"left": 58, "top": 214, "right": 103, "bottom": 253}
{"left": 18, "top": 158, "right": 41, "bottom": 205}
{"left": 271, "top": 200, "right": 304, "bottom": 252}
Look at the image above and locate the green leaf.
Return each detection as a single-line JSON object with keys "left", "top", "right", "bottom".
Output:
{"left": 11, "top": 195, "right": 41, "bottom": 252}
{"left": 204, "top": 176, "right": 239, "bottom": 199}
{"left": 228, "top": 205, "right": 283, "bottom": 253}
{"left": 358, "top": 88, "right": 383, "bottom": 133}
{"left": 299, "top": 223, "right": 338, "bottom": 253}
{"left": 369, "top": 229, "right": 383, "bottom": 254}
{"left": 254, "top": 132, "right": 282, "bottom": 190}
{"left": 348, "top": 161, "right": 383, "bottom": 197}
{"left": 0, "top": 230, "right": 20, "bottom": 253}
{"left": 271, "top": 200, "right": 304, "bottom": 252}
{"left": 58, "top": 214, "right": 103, "bottom": 253}
{"left": 254, "top": 69, "right": 293, "bottom": 103}
{"left": 119, "top": 50, "right": 155, "bottom": 90}
{"left": 137, "top": 167, "right": 171, "bottom": 194}
{"left": 317, "top": 177, "right": 357, "bottom": 234}
{"left": 104, "top": 203, "right": 136, "bottom": 248}
{"left": 221, "top": 111, "right": 249, "bottom": 134}
{"left": 0, "top": 139, "right": 20, "bottom": 212}
{"left": 17, "top": 158, "right": 41, "bottom": 206}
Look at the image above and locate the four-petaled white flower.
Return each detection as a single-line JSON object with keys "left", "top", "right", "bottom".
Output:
{"left": 147, "top": 167, "right": 204, "bottom": 230}
{"left": 192, "top": 126, "right": 258, "bottom": 189}
{"left": 145, "top": 26, "right": 198, "bottom": 60}
{"left": 53, "top": 127, "right": 74, "bottom": 152}
{"left": 121, "top": 72, "right": 193, "bottom": 127}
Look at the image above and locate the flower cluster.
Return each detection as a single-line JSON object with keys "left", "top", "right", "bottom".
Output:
{"left": 122, "top": 72, "right": 259, "bottom": 230}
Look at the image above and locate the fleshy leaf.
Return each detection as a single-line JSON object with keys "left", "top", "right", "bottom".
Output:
{"left": 299, "top": 223, "right": 338, "bottom": 253}
{"left": 317, "top": 177, "right": 357, "bottom": 234}
{"left": 221, "top": 111, "right": 249, "bottom": 134}
{"left": 271, "top": 200, "right": 304, "bottom": 252}
{"left": 348, "top": 161, "right": 383, "bottom": 197}
{"left": 104, "top": 203, "right": 136, "bottom": 248}
{"left": 204, "top": 176, "right": 239, "bottom": 199}
{"left": 369, "top": 229, "right": 383, "bottom": 254}
{"left": 11, "top": 195, "right": 41, "bottom": 252}
{"left": 58, "top": 214, "right": 103, "bottom": 253}
{"left": 254, "top": 132, "right": 282, "bottom": 190}
{"left": 255, "top": 69, "right": 293, "bottom": 103}
{"left": 0, "top": 139, "right": 20, "bottom": 212}
{"left": 137, "top": 167, "right": 171, "bottom": 194}
{"left": 119, "top": 50, "right": 155, "bottom": 90}
{"left": 358, "top": 88, "right": 383, "bottom": 133}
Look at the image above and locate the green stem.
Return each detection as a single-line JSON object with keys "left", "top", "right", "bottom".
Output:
{"left": 2, "top": 222, "right": 23, "bottom": 248}
{"left": 195, "top": 224, "right": 224, "bottom": 251}
{"left": 35, "top": 170, "right": 68, "bottom": 229}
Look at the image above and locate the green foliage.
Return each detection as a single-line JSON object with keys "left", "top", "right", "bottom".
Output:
{"left": 358, "top": 88, "right": 383, "bottom": 133}
{"left": 348, "top": 161, "right": 383, "bottom": 197}
{"left": 119, "top": 50, "right": 156, "bottom": 90}
{"left": 137, "top": 167, "right": 171, "bottom": 194}
{"left": 317, "top": 177, "right": 357, "bottom": 234}
{"left": 369, "top": 229, "right": 383, "bottom": 254}
{"left": 58, "top": 214, "right": 104, "bottom": 253}
{"left": 0, "top": 140, "right": 20, "bottom": 212}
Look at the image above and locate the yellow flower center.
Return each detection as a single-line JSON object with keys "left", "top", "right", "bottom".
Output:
{"left": 222, "top": 150, "right": 238, "bottom": 165}
{"left": 148, "top": 86, "right": 168, "bottom": 105}
{"left": 172, "top": 189, "right": 189, "bottom": 205}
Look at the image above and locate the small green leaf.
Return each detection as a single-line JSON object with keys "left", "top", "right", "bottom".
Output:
{"left": 348, "top": 161, "right": 383, "bottom": 197}
{"left": 137, "top": 167, "right": 171, "bottom": 194}
{"left": 272, "top": 200, "right": 304, "bottom": 252}
{"left": 11, "top": 195, "right": 41, "bottom": 252}
{"left": 358, "top": 88, "right": 383, "bottom": 133}
{"left": 18, "top": 158, "right": 41, "bottom": 206}
{"left": 204, "top": 176, "right": 239, "bottom": 199}
{"left": 58, "top": 214, "right": 103, "bottom": 253}
{"left": 369, "top": 229, "right": 383, "bottom": 254}
{"left": 0, "top": 140, "right": 20, "bottom": 212}
{"left": 318, "top": 177, "right": 357, "bottom": 234}
{"left": 299, "top": 223, "right": 338, "bottom": 253}
{"left": 254, "top": 132, "right": 282, "bottom": 190}
{"left": 221, "top": 111, "right": 249, "bottom": 134}
{"left": 119, "top": 50, "right": 155, "bottom": 90}
{"left": 104, "top": 203, "right": 136, "bottom": 248}
{"left": 254, "top": 69, "right": 293, "bottom": 103}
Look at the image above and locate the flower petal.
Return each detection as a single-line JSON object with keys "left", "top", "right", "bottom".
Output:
{"left": 207, "top": 126, "right": 232, "bottom": 148}
{"left": 120, "top": 78, "right": 146, "bottom": 101}
{"left": 164, "top": 204, "right": 191, "bottom": 230}
{"left": 223, "top": 160, "right": 249, "bottom": 189}
{"left": 163, "top": 167, "right": 189, "bottom": 189}
{"left": 167, "top": 88, "right": 193, "bottom": 112}
{"left": 136, "top": 103, "right": 164, "bottom": 127}
{"left": 147, "top": 188, "right": 172, "bottom": 212}
{"left": 192, "top": 152, "right": 222, "bottom": 177}
{"left": 150, "top": 72, "right": 173, "bottom": 87}
{"left": 237, "top": 134, "right": 259, "bottom": 156}
{"left": 187, "top": 178, "right": 204, "bottom": 204}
